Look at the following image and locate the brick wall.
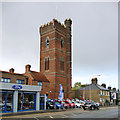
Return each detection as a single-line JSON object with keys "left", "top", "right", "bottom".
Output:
{"left": 40, "top": 19, "right": 72, "bottom": 99}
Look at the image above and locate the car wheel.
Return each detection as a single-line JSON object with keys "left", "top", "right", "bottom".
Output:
{"left": 90, "top": 106, "right": 93, "bottom": 110}
{"left": 97, "top": 106, "right": 99, "bottom": 110}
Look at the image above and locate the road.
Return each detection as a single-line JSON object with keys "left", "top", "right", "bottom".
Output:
{"left": 1, "top": 106, "right": 119, "bottom": 119}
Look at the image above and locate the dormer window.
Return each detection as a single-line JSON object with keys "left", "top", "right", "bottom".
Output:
{"left": 61, "top": 38, "right": 63, "bottom": 49}
{"left": 46, "top": 37, "right": 49, "bottom": 48}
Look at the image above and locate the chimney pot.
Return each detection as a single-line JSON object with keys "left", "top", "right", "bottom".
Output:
{"left": 25, "top": 64, "right": 31, "bottom": 73}
{"left": 9, "top": 68, "right": 14, "bottom": 73}
{"left": 113, "top": 88, "right": 116, "bottom": 92}
{"left": 101, "top": 83, "right": 106, "bottom": 88}
{"left": 108, "top": 86, "right": 111, "bottom": 90}
{"left": 91, "top": 77, "right": 98, "bottom": 84}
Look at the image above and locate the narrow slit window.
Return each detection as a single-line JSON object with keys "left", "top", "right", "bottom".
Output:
{"left": 61, "top": 38, "right": 63, "bottom": 49}
{"left": 46, "top": 37, "right": 49, "bottom": 48}
{"left": 45, "top": 57, "right": 49, "bottom": 70}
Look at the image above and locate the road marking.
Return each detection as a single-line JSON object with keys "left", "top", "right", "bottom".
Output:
{"left": 34, "top": 117, "right": 39, "bottom": 120}
{"left": 49, "top": 115, "right": 53, "bottom": 118}
{"left": 62, "top": 114, "right": 68, "bottom": 118}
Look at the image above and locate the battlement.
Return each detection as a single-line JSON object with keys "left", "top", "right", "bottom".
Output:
{"left": 40, "top": 18, "right": 72, "bottom": 28}
{"left": 40, "top": 18, "right": 72, "bottom": 34}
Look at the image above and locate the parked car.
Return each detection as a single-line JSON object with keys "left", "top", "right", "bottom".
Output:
{"left": 46, "top": 100, "right": 55, "bottom": 109}
{"left": 62, "top": 101, "right": 69, "bottom": 109}
{"left": 55, "top": 101, "right": 63, "bottom": 109}
{"left": 1, "top": 104, "right": 12, "bottom": 111}
{"left": 79, "top": 100, "right": 86, "bottom": 107}
{"left": 82, "top": 102, "right": 100, "bottom": 110}
{"left": 64, "top": 100, "right": 75, "bottom": 108}
{"left": 72, "top": 101, "right": 82, "bottom": 108}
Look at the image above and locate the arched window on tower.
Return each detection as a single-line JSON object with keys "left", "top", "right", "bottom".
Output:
{"left": 45, "top": 57, "right": 49, "bottom": 71}
{"left": 60, "top": 57, "right": 64, "bottom": 71}
{"left": 61, "top": 38, "right": 63, "bottom": 49}
{"left": 46, "top": 37, "right": 49, "bottom": 48}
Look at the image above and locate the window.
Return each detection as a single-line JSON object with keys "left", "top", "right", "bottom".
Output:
{"left": 18, "top": 92, "right": 36, "bottom": 111}
{"left": 16, "top": 79, "right": 25, "bottom": 84}
{"left": 1, "top": 78, "right": 10, "bottom": 83}
{"left": 60, "top": 57, "right": 64, "bottom": 71}
{"left": 100, "top": 90, "right": 102, "bottom": 95}
{"left": 103, "top": 91, "right": 105, "bottom": 95}
{"left": 38, "top": 82, "right": 42, "bottom": 89}
{"left": 46, "top": 37, "right": 49, "bottom": 48}
{"left": 45, "top": 57, "right": 49, "bottom": 71}
{"left": 61, "top": 38, "right": 63, "bottom": 49}
{"left": 106, "top": 91, "right": 107, "bottom": 96}
{"left": 26, "top": 78, "right": 28, "bottom": 85}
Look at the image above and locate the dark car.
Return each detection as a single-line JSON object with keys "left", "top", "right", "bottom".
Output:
{"left": 46, "top": 100, "right": 55, "bottom": 109}
{"left": 82, "top": 102, "right": 100, "bottom": 110}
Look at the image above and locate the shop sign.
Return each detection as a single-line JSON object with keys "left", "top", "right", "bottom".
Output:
{"left": 12, "top": 85, "right": 22, "bottom": 89}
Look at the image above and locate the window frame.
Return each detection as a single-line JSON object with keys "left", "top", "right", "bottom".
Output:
{"left": 45, "top": 56, "right": 49, "bottom": 71}
{"left": 46, "top": 37, "right": 49, "bottom": 48}
{"left": 38, "top": 82, "right": 42, "bottom": 89}
{"left": 60, "top": 57, "right": 64, "bottom": 71}
{"left": 61, "top": 38, "right": 64, "bottom": 49}
{"left": 1, "top": 78, "right": 11, "bottom": 83}
{"left": 16, "top": 79, "right": 25, "bottom": 84}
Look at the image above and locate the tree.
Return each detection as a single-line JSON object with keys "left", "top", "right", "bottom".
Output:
{"left": 72, "top": 82, "right": 88, "bottom": 90}
{"left": 72, "top": 82, "right": 82, "bottom": 90}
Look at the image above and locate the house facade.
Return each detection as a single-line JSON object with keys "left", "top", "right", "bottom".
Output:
{"left": 0, "top": 69, "right": 41, "bottom": 113}
{"left": 72, "top": 78, "right": 110, "bottom": 104}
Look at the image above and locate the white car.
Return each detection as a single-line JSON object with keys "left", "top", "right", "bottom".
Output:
{"left": 72, "top": 101, "right": 82, "bottom": 108}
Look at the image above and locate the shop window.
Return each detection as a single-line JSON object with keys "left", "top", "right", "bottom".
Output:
{"left": 18, "top": 92, "right": 36, "bottom": 111}
{"left": 0, "top": 91, "right": 13, "bottom": 113}
{"left": 46, "top": 37, "right": 49, "bottom": 48}
{"left": 16, "top": 79, "right": 25, "bottom": 84}
{"left": 6, "top": 92, "right": 13, "bottom": 112}
{"left": 1, "top": 78, "right": 10, "bottom": 83}
{"left": 45, "top": 57, "right": 49, "bottom": 71}
{"left": 38, "top": 82, "right": 42, "bottom": 89}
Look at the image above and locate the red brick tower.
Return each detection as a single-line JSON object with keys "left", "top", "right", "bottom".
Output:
{"left": 39, "top": 19, "right": 72, "bottom": 99}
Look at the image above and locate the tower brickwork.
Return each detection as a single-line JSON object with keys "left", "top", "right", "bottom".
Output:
{"left": 40, "top": 19, "right": 72, "bottom": 99}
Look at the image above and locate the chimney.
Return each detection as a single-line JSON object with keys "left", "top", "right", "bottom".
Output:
{"left": 91, "top": 77, "right": 98, "bottom": 84}
{"left": 9, "top": 68, "right": 14, "bottom": 73}
{"left": 113, "top": 88, "right": 116, "bottom": 92}
{"left": 101, "top": 83, "right": 106, "bottom": 88}
{"left": 25, "top": 64, "right": 31, "bottom": 73}
{"left": 108, "top": 86, "right": 111, "bottom": 90}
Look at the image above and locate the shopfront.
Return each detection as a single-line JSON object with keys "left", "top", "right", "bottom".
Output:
{"left": 0, "top": 82, "right": 41, "bottom": 113}
{"left": 0, "top": 91, "right": 13, "bottom": 113}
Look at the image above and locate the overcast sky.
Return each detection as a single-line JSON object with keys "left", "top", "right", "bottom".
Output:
{"left": 0, "top": 2, "right": 118, "bottom": 89}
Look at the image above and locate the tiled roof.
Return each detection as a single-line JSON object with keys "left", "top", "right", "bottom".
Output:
{"left": 96, "top": 84, "right": 109, "bottom": 90}
{"left": 0, "top": 70, "right": 25, "bottom": 77}
{"left": 30, "top": 71, "right": 49, "bottom": 82}
{"left": 79, "top": 83, "right": 109, "bottom": 91}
